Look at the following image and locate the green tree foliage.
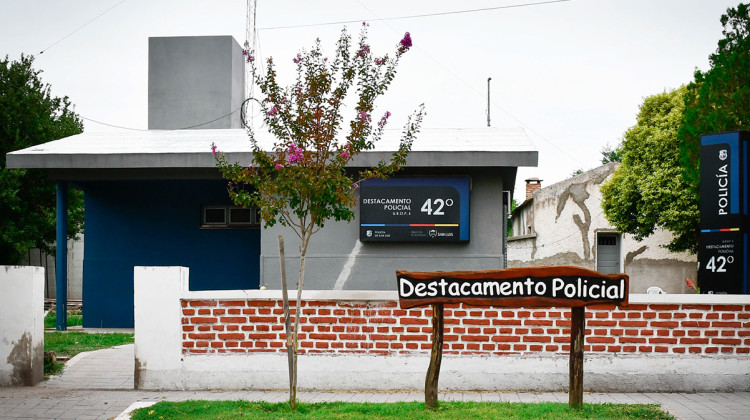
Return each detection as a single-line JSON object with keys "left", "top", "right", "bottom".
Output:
{"left": 601, "top": 87, "right": 699, "bottom": 253}
{"left": 215, "top": 26, "right": 423, "bottom": 409}
{"left": 680, "top": 3, "right": 750, "bottom": 195}
{"left": 0, "top": 55, "right": 84, "bottom": 264}
{"left": 600, "top": 143, "right": 622, "bottom": 164}
{"left": 605, "top": 4, "right": 750, "bottom": 254}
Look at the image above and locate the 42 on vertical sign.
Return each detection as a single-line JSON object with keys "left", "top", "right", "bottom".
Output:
{"left": 704, "top": 255, "right": 734, "bottom": 273}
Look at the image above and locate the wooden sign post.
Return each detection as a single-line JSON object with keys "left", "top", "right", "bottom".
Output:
{"left": 396, "top": 266, "right": 629, "bottom": 409}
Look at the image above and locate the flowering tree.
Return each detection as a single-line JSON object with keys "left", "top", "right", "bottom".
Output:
{"left": 214, "top": 25, "right": 423, "bottom": 408}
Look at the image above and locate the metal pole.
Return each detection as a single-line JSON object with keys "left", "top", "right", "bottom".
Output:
{"left": 487, "top": 77, "right": 491, "bottom": 127}
{"left": 55, "top": 182, "right": 68, "bottom": 331}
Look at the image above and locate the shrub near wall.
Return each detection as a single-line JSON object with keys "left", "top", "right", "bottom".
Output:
{"left": 181, "top": 298, "right": 750, "bottom": 356}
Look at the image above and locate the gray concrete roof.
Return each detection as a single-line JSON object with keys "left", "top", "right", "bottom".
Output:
{"left": 6, "top": 127, "right": 537, "bottom": 171}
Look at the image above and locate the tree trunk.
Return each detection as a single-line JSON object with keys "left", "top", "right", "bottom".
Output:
{"left": 290, "top": 232, "right": 311, "bottom": 411}
{"left": 425, "top": 303, "right": 444, "bottom": 409}
{"left": 278, "top": 236, "right": 295, "bottom": 409}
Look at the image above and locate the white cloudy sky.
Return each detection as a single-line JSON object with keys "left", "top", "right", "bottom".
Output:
{"left": 0, "top": 0, "right": 740, "bottom": 198}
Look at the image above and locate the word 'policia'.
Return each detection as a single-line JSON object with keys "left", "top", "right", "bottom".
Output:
{"left": 398, "top": 277, "right": 626, "bottom": 300}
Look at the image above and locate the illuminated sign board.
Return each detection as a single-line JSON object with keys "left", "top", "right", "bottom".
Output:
{"left": 359, "top": 177, "right": 470, "bottom": 242}
{"left": 699, "top": 131, "right": 749, "bottom": 294}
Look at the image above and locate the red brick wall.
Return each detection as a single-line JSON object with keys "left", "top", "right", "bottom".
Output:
{"left": 181, "top": 299, "right": 750, "bottom": 356}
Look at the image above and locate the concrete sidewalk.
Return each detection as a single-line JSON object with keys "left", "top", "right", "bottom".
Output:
{"left": 0, "top": 344, "right": 747, "bottom": 419}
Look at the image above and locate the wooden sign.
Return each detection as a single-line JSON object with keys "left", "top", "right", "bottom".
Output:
{"left": 395, "top": 266, "right": 629, "bottom": 410}
{"left": 397, "top": 266, "right": 629, "bottom": 309}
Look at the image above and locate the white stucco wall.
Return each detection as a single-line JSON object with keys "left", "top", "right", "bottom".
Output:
{"left": 508, "top": 163, "right": 697, "bottom": 293}
{"left": 0, "top": 266, "right": 44, "bottom": 386}
{"left": 133, "top": 266, "right": 187, "bottom": 389}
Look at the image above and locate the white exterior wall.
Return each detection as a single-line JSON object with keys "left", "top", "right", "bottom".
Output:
{"left": 0, "top": 266, "right": 44, "bottom": 386}
{"left": 134, "top": 266, "right": 187, "bottom": 389}
{"left": 508, "top": 164, "right": 696, "bottom": 294}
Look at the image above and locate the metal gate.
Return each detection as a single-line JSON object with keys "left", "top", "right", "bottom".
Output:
{"left": 596, "top": 233, "right": 621, "bottom": 274}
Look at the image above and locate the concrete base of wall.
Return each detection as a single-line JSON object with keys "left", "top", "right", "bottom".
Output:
{"left": 137, "top": 353, "right": 749, "bottom": 392}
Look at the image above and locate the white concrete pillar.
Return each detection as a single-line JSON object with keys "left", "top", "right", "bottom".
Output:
{"left": 134, "top": 266, "right": 188, "bottom": 389}
{"left": 0, "top": 266, "right": 44, "bottom": 386}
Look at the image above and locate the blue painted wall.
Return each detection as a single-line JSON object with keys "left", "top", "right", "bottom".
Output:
{"left": 81, "top": 180, "right": 260, "bottom": 327}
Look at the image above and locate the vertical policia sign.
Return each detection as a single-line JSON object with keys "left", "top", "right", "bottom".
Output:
{"left": 699, "top": 131, "right": 750, "bottom": 294}
{"left": 396, "top": 266, "right": 629, "bottom": 409}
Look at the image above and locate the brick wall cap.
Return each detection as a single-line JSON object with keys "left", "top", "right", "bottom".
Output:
{"left": 180, "top": 290, "right": 750, "bottom": 305}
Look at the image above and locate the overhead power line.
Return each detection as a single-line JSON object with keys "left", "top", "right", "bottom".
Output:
{"left": 260, "top": 0, "right": 573, "bottom": 30}
{"left": 354, "top": 0, "right": 585, "bottom": 167}
{"left": 39, "top": 0, "right": 127, "bottom": 55}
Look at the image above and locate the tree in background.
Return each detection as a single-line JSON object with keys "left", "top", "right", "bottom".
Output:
{"left": 603, "top": 3, "right": 749, "bottom": 254}
{"left": 214, "top": 25, "right": 423, "bottom": 409}
{"left": 0, "top": 55, "right": 84, "bottom": 264}
{"left": 680, "top": 3, "right": 750, "bottom": 197}
{"left": 601, "top": 86, "right": 698, "bottom": 253}
{"left": 600, "top": 143, "right": 621, "bottom": 164}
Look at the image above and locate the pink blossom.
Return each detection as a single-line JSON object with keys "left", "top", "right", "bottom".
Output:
{"left": 269, "top": 105, "right": 279, "bottom": 116}
{"left": 397, "top": 32, "right": 412, "bottom": 55}
{"left": 288, "top": 144, "right": 304, "bottom": 164}
{"left": 359, "top": 111, "right": 370, "bottom": 123}
{"left": 375, "top": 57, "right": 385, "bottom": 65}
{"left": 243, "top": 49, "right": 254, "bottom": 63}
{"left": 275, "top": 163, "right": 284, "bottom": 170}
{"left": 358, "top": 45, "right": 370, "bottom": 57}
{"left": 353, "top": 183, "right": 359, "bottom": 189}
{"left": 377, "top": 111, "right": 391, "bottom": 129}
{"left": 211, "top": 144, "right": 217, "bottom": 156}
{"left": 293, "top": 53, "right": 302, "bottom": 64}
{"left": 400, "top": 32, "right": 412, "bottom": 49}
{"left": 340, "top": 150, "right": 350, "bottom": 159}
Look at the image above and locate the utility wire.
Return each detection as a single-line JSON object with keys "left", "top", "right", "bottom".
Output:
{"left": 355, "top": 0, "right": 586, "bottom": 167}
{"left": 260, "top": 0, "right": 572, "bottom": 30}
{"left": 32, "top": 0, "right": 579, "bottom": 136}
{"left": 39, "top": 0, "right": 127, "bottom": 55}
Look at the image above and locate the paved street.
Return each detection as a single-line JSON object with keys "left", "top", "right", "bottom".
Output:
{"left": 0, "top": 344, "right": 748, "bottom": 419}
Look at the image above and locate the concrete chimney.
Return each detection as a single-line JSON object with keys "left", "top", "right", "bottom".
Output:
{"left": 525, "top": 178, "right": 542, "bottom": 200}
{"left": 148, "top": 36, "right": 245, "bottom": 130}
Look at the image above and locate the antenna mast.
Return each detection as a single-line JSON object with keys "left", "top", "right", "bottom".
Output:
{"left": 486, "top": 77, "right": 491, "bottom": 127}
{"left": 246, "top": 0, "right": 257, "bottom": 126}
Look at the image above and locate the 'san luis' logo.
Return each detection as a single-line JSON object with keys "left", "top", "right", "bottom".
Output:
{"left": 719, "top": 149, "right": 728, "bottom": 160}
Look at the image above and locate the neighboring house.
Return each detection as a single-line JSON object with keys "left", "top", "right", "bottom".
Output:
{"left": 508, "top": 163, "right": 696, "bottom": 294}
{"left": 6, "top": 35, "right": 538, "bottom": 327}
{"left": 23, "top": 237, "right": 84, "bottom": 300}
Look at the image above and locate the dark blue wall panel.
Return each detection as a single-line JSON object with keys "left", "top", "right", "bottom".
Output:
{"left": 81, "top": 180, "right": 260, "bottom": 327}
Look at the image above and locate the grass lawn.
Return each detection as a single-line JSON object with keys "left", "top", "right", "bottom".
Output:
{"left": 44, "top": 330, "right": 134, "bottom": 377}
{"left": 131, "top": 400, "right": 674, "bottom": 419}
{"left": 44, "top": 311, "right": 83, "bottom": 329}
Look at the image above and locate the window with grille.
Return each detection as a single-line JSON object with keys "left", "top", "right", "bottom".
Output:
{"left": 598, "top": 235, "right": 617, "bottom": 246}
{"left": 201, "top": 206, "right": 259, "bottom": 228}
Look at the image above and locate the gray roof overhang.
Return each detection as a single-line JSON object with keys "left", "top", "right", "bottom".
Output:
{"left": 6, "top": 127, "right": 538, "bottom": 180}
